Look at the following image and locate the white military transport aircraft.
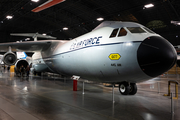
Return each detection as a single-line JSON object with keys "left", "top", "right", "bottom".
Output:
{"left": 0, "top": 21, "right": 177, "bottom": 95}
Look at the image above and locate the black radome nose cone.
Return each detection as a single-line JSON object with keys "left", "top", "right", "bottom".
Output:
{"left": 137, "top": 36, "right": 177, "bottom": 77}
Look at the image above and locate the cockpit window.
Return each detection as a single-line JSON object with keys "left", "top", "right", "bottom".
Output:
{"left": 143, "top": 27, "right": 155, "bottom": 34}
{"left": 118, "top": 28, "right": 127, "bottom": 37}
{"left": 109, "top": 28, "right": 119, "bottom": 38}
{"left": 127, "top": 27, "right": 146, "bottom": 33}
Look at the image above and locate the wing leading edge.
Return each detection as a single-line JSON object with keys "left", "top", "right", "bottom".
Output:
{"left": 0, "top": 40, "right": 60, "bottom": 52}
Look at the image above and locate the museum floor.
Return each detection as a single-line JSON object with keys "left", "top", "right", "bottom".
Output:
{"left": 0, "top": 70, "right": 179, "bottom": 120}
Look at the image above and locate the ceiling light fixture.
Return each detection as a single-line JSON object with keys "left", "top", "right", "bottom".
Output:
{"left": 63, "top": 27, "right": 68, "bottom": 30}
{"left": 6, "top": 15, "right": 13, "bottom": 19}
{"left": 144, "top": 4, "right": 154, "bottom": 9}
{"left": 42, "top": 33, "right": 47, "bottom": 36}
{"left": 31, "top": 0, "right": 39, "bottom": 2}
{"left": 97, "top": 17, "right": 104, "bottom": 21}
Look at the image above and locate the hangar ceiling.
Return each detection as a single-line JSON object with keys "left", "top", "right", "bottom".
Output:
{"left": 0, "top": 0, "right": 180, "bottom": 45}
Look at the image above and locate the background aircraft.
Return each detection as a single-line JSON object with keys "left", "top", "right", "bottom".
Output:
{"left": 0, "top": 21, "right": 177, "bottom": 95}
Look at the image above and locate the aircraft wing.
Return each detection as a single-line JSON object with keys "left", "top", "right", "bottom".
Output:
{"left": 0, "top": 40, "right": 59, "bottom": 52}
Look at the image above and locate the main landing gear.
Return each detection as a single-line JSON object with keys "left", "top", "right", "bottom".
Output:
{"left": 119, "top": 82, "right": 137, "bottom": 95}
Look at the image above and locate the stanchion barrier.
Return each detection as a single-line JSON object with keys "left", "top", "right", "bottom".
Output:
{"left": 171, "top": 92, "right": 174, "bottom": 114}
{"left": 112, "top": 84, "right": 115, "bottom": 103}
{"left": 164, "top": 80, "right": 178, "bottom": 99}
{"left": 82, "top": 82, "right": 85, "bottom": 94}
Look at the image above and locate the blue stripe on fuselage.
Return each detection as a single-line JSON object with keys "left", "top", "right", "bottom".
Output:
{"left": 44, "top": 41, "right": 142, "bottom": 59}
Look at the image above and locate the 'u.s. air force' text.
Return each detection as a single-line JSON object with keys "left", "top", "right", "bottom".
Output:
{"left": 70, "top": 36, "right": 102, "bottom": 50}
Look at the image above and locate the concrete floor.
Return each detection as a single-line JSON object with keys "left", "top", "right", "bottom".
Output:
{"left": 0, "top": 71, "right": 179, "bottom": 120}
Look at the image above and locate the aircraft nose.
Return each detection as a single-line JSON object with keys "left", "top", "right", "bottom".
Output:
{"left": 137, "top": 36, "right": 177, "bottom": 77}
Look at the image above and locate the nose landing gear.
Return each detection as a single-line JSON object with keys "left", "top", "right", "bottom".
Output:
{"left": 119, "top": 82, "right": 137, "bottom": 95}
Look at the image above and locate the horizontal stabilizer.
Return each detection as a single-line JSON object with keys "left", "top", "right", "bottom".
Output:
{"left": 10, "top": 33, "right": 57, "bottom": 39}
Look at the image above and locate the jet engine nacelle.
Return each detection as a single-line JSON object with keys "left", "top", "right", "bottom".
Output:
{"left": 14, "top": 59, "right": 29, "bottom": 74}
{"left": 3, "top": 52, "right": 17, "bottom": 65}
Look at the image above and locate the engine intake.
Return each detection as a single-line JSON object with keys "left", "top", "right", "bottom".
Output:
{"left": 3, "top": 52, "right": 17, "bottom": 65}
{"left": 14, "top": 59, "right": 29, "bottom": 74}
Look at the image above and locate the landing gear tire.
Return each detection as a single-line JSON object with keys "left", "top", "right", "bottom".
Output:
{"left": 129, "top": 83, "right": 137, "bottom": 95}
{"left": 119, "top": 82, "right": 130, "bottom": 95}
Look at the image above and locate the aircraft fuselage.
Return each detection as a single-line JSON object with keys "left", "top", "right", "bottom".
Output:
{"left": 41, "top": 21, "right": 177, "bottom": 83}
